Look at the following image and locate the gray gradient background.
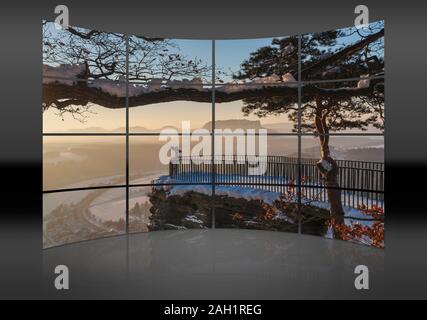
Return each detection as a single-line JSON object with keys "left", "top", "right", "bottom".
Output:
{"left": 0, "top": 0, "right": 426, "bottom": 299}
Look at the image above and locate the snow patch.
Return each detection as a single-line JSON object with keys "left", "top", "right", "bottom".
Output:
{"left": 89, "top": 77, "right": 204, "bottom": 97}
{"left": 167, "top": 78, "right": 203, "bottom": 90}
{"left": 252, "top": 74, "right": 281, "bottom": 83}
{"left": 43, "top": 63, "right": 205, "bottom": 95}
{"left": 164, "top": 223, "right": 187, "bottom": 230}
{"left": 273, "top": 211, "right": 294, "bottom": 223}
{"left": 357, "top": 74, "right": 370, "bottom": 88}
{"left": 217, "top": 73, "right": 298, "bottom": 93}
{"left": 89, "top": 76, "right": 127, "bottom": 97}
{"left": 184, "top": 215, "right": 204, "bottom": 224}
{"left": 281, "top": 72, "right": 297, "bottom": 83}
{"left": 318, "top": 159, "right": 333, "bottom": 172}
{"left": 43, "top": 64, "right": 86, "bottom": 85}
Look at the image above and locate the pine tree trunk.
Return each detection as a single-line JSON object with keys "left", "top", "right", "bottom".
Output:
{"left": 317, "top": 156, "right": 345, "bottom": 223}
{"left": 314, "top": 99, "right": 345, "bottom": 223}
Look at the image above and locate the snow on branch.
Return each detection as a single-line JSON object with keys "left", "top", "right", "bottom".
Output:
{"left": 42, "top": 63, "right": 87, "bottom": 85}
{"left": 217, "top": 73, "right": 298, "bottom": 93}
{"left": 43, "top": 80, "right": 381, "bottom": 112}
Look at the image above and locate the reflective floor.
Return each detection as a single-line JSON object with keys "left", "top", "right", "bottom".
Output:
{"left": 42, "top": 229, "right": 384, "bottom": 299}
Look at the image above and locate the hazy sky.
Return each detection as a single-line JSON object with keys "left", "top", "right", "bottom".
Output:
{"left": 43, "top": 100, "right": 293, "bottom": 132}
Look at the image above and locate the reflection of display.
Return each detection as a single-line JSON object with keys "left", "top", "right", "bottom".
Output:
{"left": 42, "top": 20, "right": 384, "bottom": 248}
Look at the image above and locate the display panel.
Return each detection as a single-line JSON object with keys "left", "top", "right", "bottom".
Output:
{"left": 42, "top": 20, "right": 384, "bottom": 248}
{"left": 301, "top": 21, "right": 384, "bottom": 81}
{"left": 43, "top": 22, "right": 127, "bottom": 80}
{"left": 43, "top": 136, "right": 126, "bottom": 191}
{"left": 129, "top": 96, "right": 213, "bottom": 133}
{"left": 301, "top": 80, "right": 384, "bottom": 134}
{"left": 43, "top": 188, "right": 126, "bottom": 248}
{"left": 214, "top": 92, "right": 299, "bottom": 134}
{"left": 128, "top": 37, "right": 212, "bottom": 83}
{"left": 300, "top": 135, "right": 384, "bottom": 247}
{"left": 129, "top": 134, "right": 213, "bottom": 184}
{"left": 129, "top": 185, "right": 213, "bottom": 233}
{"left": 216, "top": 37, "right": 298, "bottom": 84}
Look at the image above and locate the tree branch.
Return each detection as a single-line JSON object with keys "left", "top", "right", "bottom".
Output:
{"left": 301, "top": 28, "right": 384, "bottom": 78}
{"left": 43, "top": 80, "right": 382, "bottom": 110}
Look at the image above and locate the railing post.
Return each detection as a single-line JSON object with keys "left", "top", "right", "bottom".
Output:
{"left": 169, "top": 161, "right": 173, "bottom": 178}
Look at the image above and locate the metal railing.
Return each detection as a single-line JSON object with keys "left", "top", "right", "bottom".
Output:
{"left": 168, "top": 155, "right": 384, "bottom": 210}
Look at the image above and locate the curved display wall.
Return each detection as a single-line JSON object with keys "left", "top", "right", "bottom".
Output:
{"left": 42, "top": 20, "right": 384, "bottom": 248}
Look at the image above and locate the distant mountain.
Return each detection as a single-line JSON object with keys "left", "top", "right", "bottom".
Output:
{"left": 65, "top": 127, "right": 112, "bottom": 133}
{"left": 300, "top": 140, "right": 384, "bottom": 162}
{"left": 203, "top": 119, "right": 265, "bottom": 131}
{"left": 62, "top": 121, "right": 383, "bottom": 134}
{"left": 63, "top": 120, "right": 295, "bottom": 133}
{"left": 62, "top": 125, "right": 180, "bottom": 133}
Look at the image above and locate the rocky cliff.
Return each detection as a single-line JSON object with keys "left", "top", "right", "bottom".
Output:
{"left": 148, "top": 186, "right": 329, "bottom": 236}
